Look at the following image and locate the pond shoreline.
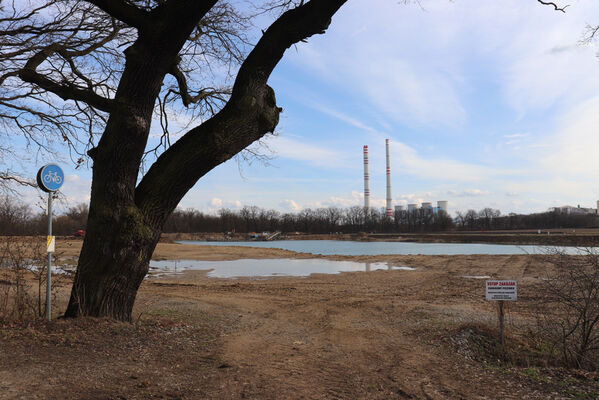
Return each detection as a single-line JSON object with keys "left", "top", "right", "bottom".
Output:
{"left": 161, "top": 230, "right": 599, "bottom": 247}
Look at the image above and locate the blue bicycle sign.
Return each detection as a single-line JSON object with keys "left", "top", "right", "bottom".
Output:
{"left": 37, "top": 164, "right": 64, "bottom": 192}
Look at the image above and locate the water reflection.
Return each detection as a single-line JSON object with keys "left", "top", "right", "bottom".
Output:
{"left": 149, "top": 258, "right": 416, "bottom": 279}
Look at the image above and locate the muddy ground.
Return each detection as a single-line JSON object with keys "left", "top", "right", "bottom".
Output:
{"left": 1, "top": 240, "right": 598, "bottom": 399}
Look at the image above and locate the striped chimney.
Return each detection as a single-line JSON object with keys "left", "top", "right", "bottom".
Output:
{"left": 363, "top": 145, "right": 370, "bottom": 212}
{"left": 385, "top": 139, "right": 393, "bottom": 218}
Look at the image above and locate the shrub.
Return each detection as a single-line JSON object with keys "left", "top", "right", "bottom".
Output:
{"left": 534, "top": 250, "right": 599, "bottom": 370}
{"left": 0, "top": 236, "right": 64, "bottom": 321}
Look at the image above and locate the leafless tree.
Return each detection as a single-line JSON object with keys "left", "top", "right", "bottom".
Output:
{"left": 478, "top": 207, "right": 500, "bottom": 230}
{"left": 454, "top": 211, "right": 466, "bottom": 229}
{"left": 1, "top": 0, "right": 348, "bottom": 320}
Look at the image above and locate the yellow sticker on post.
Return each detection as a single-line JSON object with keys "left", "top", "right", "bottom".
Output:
{"left": 47, "top": 235, "right": 55, "bottom": 253}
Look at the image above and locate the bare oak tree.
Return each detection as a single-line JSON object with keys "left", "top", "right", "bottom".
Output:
{"left": 0, "top": 0, "right": 586, "bottom": 321}
{"left": 1, "top": 0, "right": 347, "bottom": 320}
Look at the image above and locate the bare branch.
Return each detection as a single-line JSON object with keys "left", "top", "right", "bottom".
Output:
{"left": 583, "top": 24, "right": 599, "bottom": 44}
{"left": 18, "top": 45, "right": 115, "bottom": 112}
{"left": 0, "top": 172, "right": 36, "bottom": 188}
{"left": 169, "top": 63, "right": 230, "bottom": 108}
{"left": 537, "top": 0, "right": 569, "bottom": 13}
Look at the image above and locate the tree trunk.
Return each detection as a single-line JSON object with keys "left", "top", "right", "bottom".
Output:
{"left": 63, "top": 37, "right": 175, "bottom": 320}
{"left": 63, "top": 0, "right": 347, "bottom": 322}
{"left": 64, "top": 206, "right": 159, "bottom": 320}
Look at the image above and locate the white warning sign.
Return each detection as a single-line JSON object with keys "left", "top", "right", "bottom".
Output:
{"left": 485, "top": 280, "right": 517, "bottom": 301}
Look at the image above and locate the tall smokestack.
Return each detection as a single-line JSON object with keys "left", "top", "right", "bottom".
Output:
{"left": 363, "top": 145, "right": 370, "bottom": 212}
{"left": 385, "top": 139, "right": 393, "bottom": 218}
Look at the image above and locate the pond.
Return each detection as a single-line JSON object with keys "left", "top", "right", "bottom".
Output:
{"left": 149, "top": 258, "right": 416, "bottom": 279}
{"left": 176, "top": 239, "right": 583, "bottom": 256}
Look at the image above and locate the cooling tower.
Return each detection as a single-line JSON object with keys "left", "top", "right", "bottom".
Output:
{"left": 437, "top": 200, "right": 448, "bottom": 212}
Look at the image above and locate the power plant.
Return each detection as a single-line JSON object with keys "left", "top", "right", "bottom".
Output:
{"left": 363, "top": 140, "right": 448, "bottom": 218}
{"left": 362, "top": 142, "right": 597, "bottom": 218}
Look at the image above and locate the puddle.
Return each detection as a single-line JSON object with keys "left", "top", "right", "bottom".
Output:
{"left": 0, "top": 261, "right": 75, "bottom": 275}
{"left": 149, "top": 259, "right": 417, "bottom": 279}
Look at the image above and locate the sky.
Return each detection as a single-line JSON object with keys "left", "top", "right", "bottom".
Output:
{"left": 16, "top": 0, "right": 599, "bottom": 216}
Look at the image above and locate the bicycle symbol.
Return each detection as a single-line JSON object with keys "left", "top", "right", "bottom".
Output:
{"left": 43, "top": 171, "right": 62, "bottom": 185}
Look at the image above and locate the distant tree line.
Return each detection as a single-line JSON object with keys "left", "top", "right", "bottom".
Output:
{"left": 161, "top": 205, "right": 455, "bottom": 234}
{"left": 0, "top": 196, "right": 597, "bottom": 235}
{"left": 454, "top": 207, "right": 599, "bottom": 231}
{"left": 162, "top": 205, "right": 598, "bottom": 233}
{"left": 0, "top": 196, "right": 88, "bottom": 236}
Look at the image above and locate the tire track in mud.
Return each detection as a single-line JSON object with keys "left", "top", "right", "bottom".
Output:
{"left": 206, "top": 287, "right": 467, "bottom": 399}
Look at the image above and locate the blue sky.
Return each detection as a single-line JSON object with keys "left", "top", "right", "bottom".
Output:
{"left": 19, "top": 0, "right": 599, "bottom": 216}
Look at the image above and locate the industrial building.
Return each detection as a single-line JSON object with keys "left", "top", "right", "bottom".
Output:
{"left": 549, "top": 204, "right": 598, "bottom": 215}
{"left": 363, "top": 140, "right": 448, "bottom": 219}
{"left": 395, "top": 200, "right": 449, "bottom": 216}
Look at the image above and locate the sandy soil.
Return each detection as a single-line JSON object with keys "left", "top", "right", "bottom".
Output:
{"left": 1, "top": 240, "right": 598, "bottom": 399}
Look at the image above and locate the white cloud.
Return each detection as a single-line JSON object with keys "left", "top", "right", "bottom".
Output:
{"left": 311, "top": 104, "right": 378, "bottom": 134}
{"left": 447, "top": 189, "right": 492, "bottom": 197}
{"left": 503, "top": 133, "right": 528, "bottom": 139}
{"left": 61, "top": 174, "right": 91, "bottom": 205}
{"left": 499, "top": 3, "right": 599, "bottom": 115}
{"left": 389, "top": 141, "right": 507, "bottom": 183}
{"left": 353, "top": 58, "right": 467, "bottom": 129}
{"left": 322, "top": 190, "right": 364, "bottom": 208}
{"left": 196, "top": 198, "right": 244, "bottom": 213}
{"left": 286, "top": 0, "right": 468, "bottom": 129}
{"left": 264, "top": 135, "right": 350, "bottom": 168}
{"left": 539, "top": 96, "right": 599, "bottom": 177}
{"left": 280, "top": 199, "right": 302, "bottom": 212}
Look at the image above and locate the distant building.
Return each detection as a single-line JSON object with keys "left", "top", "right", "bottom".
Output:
{"left": 549, "top": 204, "right": 597, "bottom": 215}
{"left": 395, "top": 201, "right": 448, "bottom": 216}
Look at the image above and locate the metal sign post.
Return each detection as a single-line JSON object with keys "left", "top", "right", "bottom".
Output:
{"left": 36, "top": 164, "right": 64, "bottom": 321}
{"left": 498, "top": 300, "right": 504, "bottom": 345}
{"left": 46, "top": 193, "right": 53, "bottom": 321}
{"left": 485, "top": 280, "right": 517, "bottom": 346}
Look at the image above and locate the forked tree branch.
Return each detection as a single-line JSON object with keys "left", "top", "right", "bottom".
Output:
{"left": 135, "top": 0, "right": 347, "bottom": 223}
{"left": 169, "top": 63, "right": 230, "bottom": 107}
{"left": 18, "top": 45, "right": 116, "bottom": 112}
